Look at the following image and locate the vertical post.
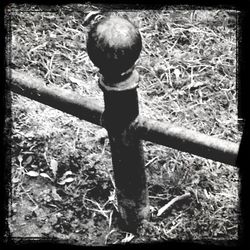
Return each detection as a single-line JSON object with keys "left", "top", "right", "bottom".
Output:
{"left": 87, "top": 16, "right": 149, "bottom": 232}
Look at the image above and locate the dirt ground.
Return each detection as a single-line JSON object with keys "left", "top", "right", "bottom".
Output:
{"left": 5, "top": 4, "right": 241, "bottom": 246}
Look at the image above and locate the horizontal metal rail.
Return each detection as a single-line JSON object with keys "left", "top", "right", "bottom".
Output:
{"left": 8, "top": 69, "right": 104, "bottom": 126}
{"left": 7, "top": 69, "right": 240, "bottom": 166}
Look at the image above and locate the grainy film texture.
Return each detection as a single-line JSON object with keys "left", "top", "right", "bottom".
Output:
{"left": 5, "top": 4, "right": 241, "bottom": 245}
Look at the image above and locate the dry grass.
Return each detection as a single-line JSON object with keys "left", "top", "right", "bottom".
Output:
{"left": 5, "top": 3, "right": 241, "bottom": 246}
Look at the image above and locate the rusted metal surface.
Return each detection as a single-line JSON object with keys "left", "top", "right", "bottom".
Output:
{"left": 7, "top": 69, "right": 104, "bottom": 126}
{"left": 102, "top": 88, "right": 149, "bottom": 232}
{"left": 87, "top": 16, "right": 149, "bottom": 232}
{"left": 87, "top": 15, "right": 142, "bottom": 83}
{"left": 7, "top": 68, "right": 240, "bottom": 166}
{"left": 134, "top": 118, "right": 239, "bottom": 166}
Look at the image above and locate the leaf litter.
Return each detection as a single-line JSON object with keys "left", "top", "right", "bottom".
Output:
{"left": 7, "top": 4, "right": 241, "bottom": 245}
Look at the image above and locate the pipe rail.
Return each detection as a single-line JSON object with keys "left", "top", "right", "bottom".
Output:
{"left": 8, "top": 69, "right": 239, "bottom": 167}
{"left": 7, "top": 15, "right": 240, "bottom": 232}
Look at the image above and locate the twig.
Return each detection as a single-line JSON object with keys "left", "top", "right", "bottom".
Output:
{"left": 149, "top": 195, "right": 168, "bottom": 200}
{"left": 163, "top": 220, "right": 182, "bottom": 236}
{"left": 83, "top": 197, "right": 110, "bottom": 220}
{"left": 157, "top": 192, "right": 191, "bottom": 216}
{"left": 105, "top": 229, "right": 116, "bottom": 245}
{"left": 109, "top": 172, "right": 116, "bottom": 190}
{"left": 145, "top": 156, "right": 158, "bottom": 168}
{"left": 20, "top": 185, "right": 38, "bottom": 209}
{"left": 108, "top": 210, "right": 113, "bottom": 229}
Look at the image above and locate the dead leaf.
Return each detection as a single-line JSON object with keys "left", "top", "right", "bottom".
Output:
{"left": 57, "top": 177, "right": 75, "bottom": 185}
{"left": 23, "top": 155, "right": 33, "bottom": 166}
{"left": 61, "top": 170, "right": 74, "bottom": 180}
{"left": 26, "top": 171, "right": 39, "bottom": 177}
{"left": 40, "top": 173, "right": 53, "bottom": 181}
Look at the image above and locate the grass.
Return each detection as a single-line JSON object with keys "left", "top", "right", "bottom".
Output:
{"left": 5, "top": 3, "right": 241, "bottom": 246}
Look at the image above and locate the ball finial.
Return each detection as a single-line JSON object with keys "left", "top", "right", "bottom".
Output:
{"left": 87, "top": 16, "right": 142, "bottom": 81}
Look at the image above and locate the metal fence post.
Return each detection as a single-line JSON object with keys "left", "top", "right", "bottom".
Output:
{"left": 87, "top": 16, "right": 149, "bottom": 232}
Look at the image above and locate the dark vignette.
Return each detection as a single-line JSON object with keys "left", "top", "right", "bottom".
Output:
{"left": 1, "top": 0, "right": 248, "bottom": 249}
